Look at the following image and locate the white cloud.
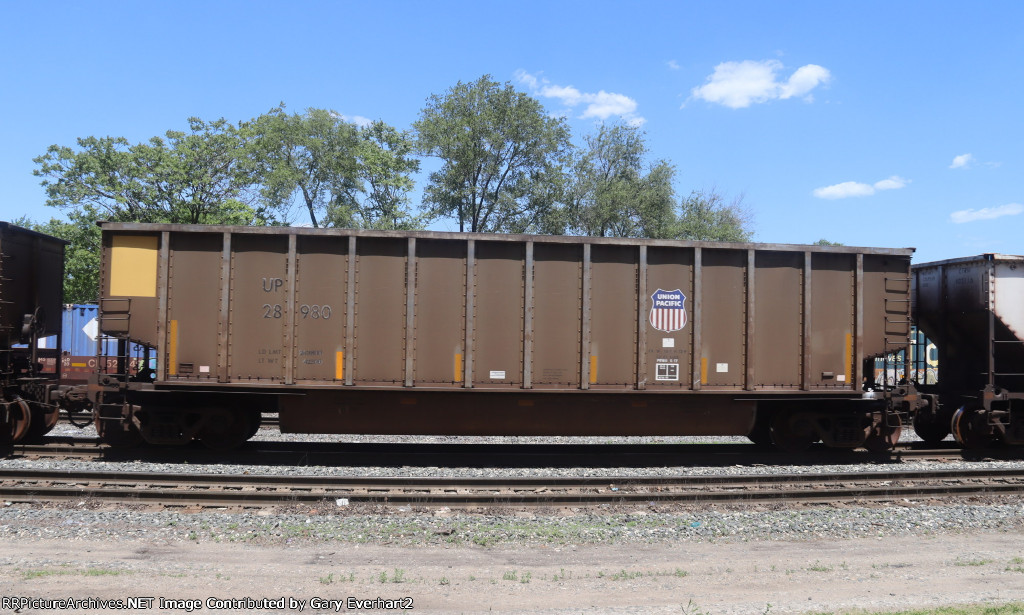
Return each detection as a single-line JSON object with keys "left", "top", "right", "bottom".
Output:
{"left": 516, "top": 70, "right": 645, "bottom": 126}
{"left": 690, "top": 59, "right": 831, "bottom": 109}
{"left": 343, "top": 114, "right": 373, "bottom": 127}
{"left": 667, "top": 60, "right": 681, "bottom": 71}
{"left": 331, "top": 111, "right": 373, "bottom": 127}
{"left": 813, "top": 175, "right": 909, "bottom": 199}
{"left": 949, "top": 153, "right": 974, "bottom": 169}
{"left": 873, "top": 175, "right": 909, "bottom": 191}
{"left": 813, "top": 181, "right": 874, "bottom": 199}
{"left": 950, "top": 203, "right": 1024, "bottom": 224}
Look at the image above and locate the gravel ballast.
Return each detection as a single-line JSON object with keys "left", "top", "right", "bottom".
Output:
{"left": 4, "top": 426, "right": 1024, "bottom": 547}
{"left": 5, "top": 426, "right": 1024, "bottom": 614}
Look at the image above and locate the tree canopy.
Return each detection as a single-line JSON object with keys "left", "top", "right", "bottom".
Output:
{"left": 569, "top": 123, "right": 677, "bottom": 238}
{"left": 673, "top": 190, "right": 753, "bottom": 242}
{"left": 28, "top": 77, "right": 760, "bottom": 301}
{"left": 414, "top": 75, "right": 572, "bottom": 233}
{"left": 34, "top": 117, "right": 272, "bottom": 226}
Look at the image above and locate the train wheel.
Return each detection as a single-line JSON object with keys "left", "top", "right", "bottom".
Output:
{"left": 912, "top": 412, "right": 950, "bottom": 445}
{"left": 951, "top": 407, "right": 993, "bottom": 449}
{"left": 23, "top": 403, "right": 60, "bottom": 442}
{"left": 199, "top": 408, "right": 252, "bottom": 450}
{"left": 769, "top": 412, "right": 818, "bottom": 453}
{"left": 1, "top": 400, "right": 33, "bottom": 444}
{"left": 864, "top": 422, "right": 902, "bottom": 452}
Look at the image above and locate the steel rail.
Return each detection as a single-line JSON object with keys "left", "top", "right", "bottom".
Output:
{"left": 2, "top": 467, "right": 1024, "bottom": 508}
{"left": 3, "top": 440, "right": 1002, "bottom": 465}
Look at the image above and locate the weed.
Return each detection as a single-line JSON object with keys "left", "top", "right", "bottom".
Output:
{"left": 320, "top": 573, "right": 334, "bottom": 585}
{"left": 807, "top": 561, "right": 833, "bottom": 572}
{"left": 520, "top": 572, "right": 532, "bottom": 584}
{"left": 680, "top": 599, "right": 710, "bottom": 615}
{"left": 376, "top": 568, "right": 406, "bottom": 584}
{"left": 955, "top": 557, "right": 993, "bottom": 567}
{"left": 84, "top": 568, "right": 124, "bottom": 577}
{"left": 439, "top": 576, "right": 450, "bottom": 586}
{"left": 502, "top": 570, "right": 518, "bottom": 582}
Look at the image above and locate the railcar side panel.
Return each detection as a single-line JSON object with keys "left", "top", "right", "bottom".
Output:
{"left": 808, "top": 252, "right": 855, "bottom": 388}
{"left": 700, "top": 249, "right": 746, "bottom": 389}
{"left": 352, "top": 237, "right": 407, "bottom": 385}
{"left": 753, "top": 251, "right": 802, "bottom": 387}
{"left": 531, "top": 243, "right": 582, "bottom": 388}
{"left": 589, "top": 245, "right": 638, "bottom": 388}
{"left": 165, "top": 232, "right": 220, "bottom": 381}
{"left": 473, "top": 241, "right": 525, "bottom": 388}
{"left": 413, "top": 239, "right": 465, "bottom": 386}
{"left": 645, "top": 246, "right": 693, "bottom": 389}
{"left": 293, "top": 236, "right": 348, "bottom": 383}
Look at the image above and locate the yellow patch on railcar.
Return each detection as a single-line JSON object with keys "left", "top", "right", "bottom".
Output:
{"left": 110, "top": 235, "right": 158, "bottom": 297}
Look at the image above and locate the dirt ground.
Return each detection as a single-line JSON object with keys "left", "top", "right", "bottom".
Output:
{"left": 3, "top": 531, "right": 1024, "bottom": 614}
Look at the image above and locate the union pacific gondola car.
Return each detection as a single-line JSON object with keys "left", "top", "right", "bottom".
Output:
{"left": 86, "top": 223, "right": 916, "bottom": 451}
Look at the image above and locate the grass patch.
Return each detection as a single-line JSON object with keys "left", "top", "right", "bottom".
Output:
{"left": 954, "top": 558, "right": 993, "bottom": 567}
{"left": 21, "top": 567, "right": 127, "bottom": 580}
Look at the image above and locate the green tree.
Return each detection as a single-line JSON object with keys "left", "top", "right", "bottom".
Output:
{"left": 813, "top": 238, "right": 844, "bottom": 246}
{"left": 33, "top": 118, "right": 271, "bottom": 225}
{"left": 569, "top": 123, "right": 677, "bottom": 238}
{"left": 672, "top": 190, "right": 753, "bottom": 242}
{"left": 32, "top": 116, "right": 276, "bottom": 301}
{"left": 328, "top": 121, "right": 424, "bottom": 230}
{"left": 414, "top": 75, "right": 572, "bottom": 233}
{"left": 246, "top": 106, "right": 361, "bottom": 228}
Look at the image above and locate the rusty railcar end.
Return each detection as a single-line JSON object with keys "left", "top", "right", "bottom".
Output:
{"left": 912, "top": 254, "right": 1024, "bottom": 446}
{"left": 0, "top": 221, "right": 67, "bottom": 443}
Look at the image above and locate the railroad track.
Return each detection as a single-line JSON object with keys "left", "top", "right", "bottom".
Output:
{"left": 2, "top": 467, "right": 1024, "bottom": 509}
{"left": 3, "top": 438, "right": 1014, "bottom": 466}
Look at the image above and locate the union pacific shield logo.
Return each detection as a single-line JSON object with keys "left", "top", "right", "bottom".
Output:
{"left": 650, "top": 289, "right": 687, "bottom": 332}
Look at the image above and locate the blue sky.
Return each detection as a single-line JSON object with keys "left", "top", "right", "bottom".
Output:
{"left": 1, "top": 0, "right": 1021, "bottom": 262}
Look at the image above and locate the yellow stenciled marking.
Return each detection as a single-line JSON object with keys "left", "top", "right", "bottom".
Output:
{"left": 110, "top": 235, "right": 158, "bottom": 297}
{"left": 589, "top": 355, "right": 598, "bottom": 384}
{"left": 700, "top": 357, "right": 708, "bottom": 385}
{"left": 335, "top": 351, "right": 344, "bottom": 380}
{"left": 454, "top": 353, "right": 463, "bottom": 382}
{"left": 844, "top": 333, "right": 853, "bottom": 387}
{"left": 168, "top": 320, "right": 178, "bottom": 376}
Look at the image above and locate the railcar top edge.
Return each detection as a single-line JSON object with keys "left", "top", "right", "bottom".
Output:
{"left": 97, "top": 222, "right": 915, "bottom": 256}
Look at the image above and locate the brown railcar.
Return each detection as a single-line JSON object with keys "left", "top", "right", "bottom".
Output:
{"left": 0, "top": 222, "right": 66, "bottom": 442}
{"left": 91, "top": 223, "right": 915, "bottom": 450}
